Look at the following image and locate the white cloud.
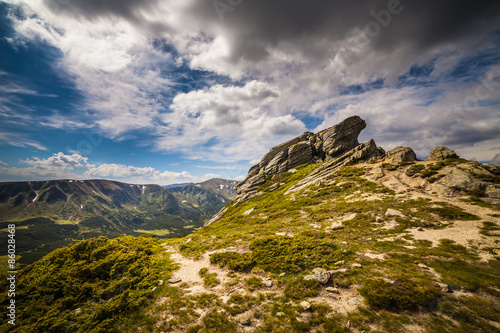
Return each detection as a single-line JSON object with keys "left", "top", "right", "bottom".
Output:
{"left": 0, "top": 161, "right": 8, "bottom": 166}
{"left": 0, "top": 131, "right": 48, "bottom": 151}
{"left": 21, "top": 152, "right": 91, "bottom": 169}
{"left": 84, "top": 163, "right": 218, "bottom": 184}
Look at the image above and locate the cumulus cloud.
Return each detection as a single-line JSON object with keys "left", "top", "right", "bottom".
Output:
{"left": 84, "top": 163, "right": 218, "bottom": 184}
{"left": 21, "top": 152, "right": 91, "bottom": 169}
{"left": 3, "top": 0, "right": 500, "bottom": 164}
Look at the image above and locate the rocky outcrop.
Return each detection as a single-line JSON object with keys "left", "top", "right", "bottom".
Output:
{"left": 428, "top": 146, "right": 458, "bottom": 161}
{"left": 236, "top": 116, "right": 381, "bottom": 201}
{"left": 385, "top": 146, "right": 417, "bottom": 163}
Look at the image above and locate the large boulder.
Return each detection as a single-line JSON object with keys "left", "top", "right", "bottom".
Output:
{"left": 428, "top": 146, "right": 458, "bottom": 161}
{"left": 236, "top": 116, "right": 371, "bottom": 199}
{"left": 385, "top": 146, "right": 417, "bottom": 163}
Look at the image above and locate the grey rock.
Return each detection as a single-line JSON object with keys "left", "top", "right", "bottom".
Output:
{"left": 352, "top": 263, "right": 362, "bottom": 268}
{"left": 263, "top": 278, "right": 273, "bottom": 287}
{"left": 326, "top": 287, "right": 340, "bottom": 294}
{"left": 168, "top": 277, "right": 182, "bottom": 284}
{"left": 303, "top": 275, "right": 316, "bottom": 281}
{"left": 279, "top": 273, "right": 286, "bottom": 278}
{"left": 327, "top": 268, "right": 348, "bottom": 275}
{"left": 300, "top": 301, "right": 311, "bottom": 311}
{"left": 236, "top": 116, "right": 372, "bottom": 202}
{"left": 239, "top": 313, "right": 252, "bottom": 326}
{"left": 428, "top": 146, "right": 458, "bottom": 161}
{"left": 312, "top": 267, "right": 331, "bottom": 284}
{"left": 385, "top": 146, "right": 417, "bottom": 163}
{"left": 329, "top": 222, "right": 344, "bottom": 230}
{"left": 385, "top": 209, "right": 405, "bottom": 217}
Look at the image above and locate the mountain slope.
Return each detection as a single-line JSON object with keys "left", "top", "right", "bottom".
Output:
{"left": 0, "top": 178, "right": 236, "bottom": 265}
{"left": 3, "top": 116, "right": 500, "bottom": 332}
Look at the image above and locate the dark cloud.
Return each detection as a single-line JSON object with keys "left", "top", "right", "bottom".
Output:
{"left": 44, "top": 0, "right": 500, "bottom": 69}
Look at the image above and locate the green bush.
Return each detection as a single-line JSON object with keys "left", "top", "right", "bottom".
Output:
{"left": 245, "top": 276, "right": 261, "bottom": 292}
{"left": 210, "top": 251, "right": 255, "bottom": 272}
{"left": 359, "top": 277, "right": 441, "bottom": 312}
{"left": 284, "top": 277, "right": 319, "bottom": 299}
{"left": 199, "top": 268, "right": 220, "bottom": 288}
{"left": 0, "top": 235, "right": 170, "bottom": 333}
{"left": 251, "top": 235, "right": 342, "bottom": 274}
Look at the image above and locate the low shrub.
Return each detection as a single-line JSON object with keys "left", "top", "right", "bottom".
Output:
{"left": 250, "top": 235, "right": 342, "bottom": 274}
{"left": 199, "top": 268, "right": 220, "bottom": 288}
{"left": 359, "top": 277, "right": 441, "bottom": 312}
{"left": 284, "top": 277, "right": 319, "bottom": 299}
{"left": 210, "top": 251, "right": 255, "bottom": 272}
{"left": 245, "top": 276, "right": 261, "bottom": 292}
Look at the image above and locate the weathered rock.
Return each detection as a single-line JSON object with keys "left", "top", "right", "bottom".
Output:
{"left": 418, "top": 263, "right": 430, "bottom": 270}
{"left": 312, "top": 268, "right": 330, "bottom": 284}
{"left": 263, "top": 277, "right": 273, "bottom": 287}
{"left": 279, "top": 272, "right": 286, "bottom": 278}
{"left": 300, "top": 301, "right": 311, "bottom": 311}
{"left": 327, "top": 268, "right": 349, "bottom": 275}
{"left": 326, "top": 287, "right": 340, "bottom": 294}
{"left": 236, "top": 116, "right": 371, "bottom": 202}
{"left": 239, "top": 313, "right": 252, "bottom": 326}
{"left": 168, "top": 277, "right": 181, "bottom": 284}
{"left": 352, "top": 263, "right": 362, "bottom": 268}
{"left": 329, "top": 222, "right": 344, "bottom": 230}
{"left": 385, "top": 209, "right": 405, "bottom": 217}
{"left": 428, "top": 146, "right": 458, "bottom": 161}
{"left": 385, "top": 146, "right": 417, "bottom": 163}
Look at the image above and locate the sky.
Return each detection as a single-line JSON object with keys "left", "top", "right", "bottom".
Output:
{"left": 0, "top": 0, "right": 499, "bottom": 185}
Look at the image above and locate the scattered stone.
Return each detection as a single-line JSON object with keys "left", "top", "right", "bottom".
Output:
{"left": 385, "top": 209, "right": 405, "bottom": 218}
{"left": 312, "top": 268, "right": 331, "bottom": 284}
{"left": 297, "top": 312, "right": 312, "bottom": 323}
{"left": 327, "top": 268, "right": 348, "bottom": 275}
{"left": 71, "top": 308, "right": 82, "bottom": 315}
{"left": 158, "top": 280, "right": 164, "bottom": 286}
{"left": 330, "top": 222, "right": 344, "bottom": 230}
{"left": 279, "top": 273, "right": 286, "bottom": 278}
{"left": 152, "top": 287, "right": 157, "bottom": 292}
{"left": 300, "top": 301, "right": 311, "bottom": 311}
{"left": 335, "top": 260, "right": 345, "bottom": 266}
{"left": 428, "top": 146, "right": 458, "bottom": 161}
{"left": 439, "top": 283, "right": 453, "bottom": 293}
{"left": 243, "top": 207, "right": 255, "bottom": 215}
{"left": 383, "top": 278, "right": 396, "bottom": 284}
{"left": 376, "top": 217, "right": 384, "bottom": 223}
{"left": 385, "top": 146, "right": 417, "bottom": 163}
{"left": 168, "top": 277, "right": 182, "bottom": 284}
{"left": 239, "top": 313, "right": 252, "bottom": 326}
{"left": 304, "top": 275, "right": 316, "bottom": 281}
{"left": 326, "top": 287, "right": 340, "bottom": 294}
{"left": 352, "top": 263, "right": 362, "bottom": 268}
{"left": 417, "top": 227, "right": 424, "bottom": 231}
{"left": 418, "top": 263, "right": 430, "bottom": 270}
{"left": 263, "top": 278, "right": 273, "bottom": 287}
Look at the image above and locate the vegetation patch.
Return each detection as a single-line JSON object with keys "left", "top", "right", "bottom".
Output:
{"left": 283, "top": 277, "right": 319, "bottom": 299}
{"left": 199, "top": 268, "right": 220, "bottom": 288}
{"left": 0, "top": 235, "right": 172, "bottom": 333}
{"left": 250, "top": 235, "right": 343, "bottom": 274}
{"left": 210, "top": 251, "right": 255, "bottom": 272}
{"left": 359, "top": 277, "right": 441, "bottom": 312}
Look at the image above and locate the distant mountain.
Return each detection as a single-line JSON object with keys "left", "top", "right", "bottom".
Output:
{"left": 167, "top": 178, "right": 239, "bottom": 216}
{"left": 163, "top": 182, "right": 194, "bottom": 189}
{"left": 0, "top": 178, "right": 236, "bottom": 265}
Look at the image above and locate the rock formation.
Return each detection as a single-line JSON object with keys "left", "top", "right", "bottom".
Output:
{"left": 428, "top": 146, "right": 458, "bottom": 161}
{"left": 235, "top": 116, "right": 384, "bottom": 202}
{"left": 385, "top": 146, "right": 417, "bottom": 163}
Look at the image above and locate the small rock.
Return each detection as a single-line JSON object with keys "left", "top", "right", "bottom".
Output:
{"left": 300, "top": 301, "right": 311, "bottom": 311}
{"left": 417, "top": 227, "right": 424, "bottom": 231}
{"left": 376, "top": 217, "right": 384, "bottom": 223}
{"left": 326, "top": 287, "right": 340, "bottom": 294}
{"left": 296, "top": 312, "right": 312, "bottom": 323}
{"left": 263, "top": 278, "right": 273, "bottom": 287}
{"left": 279, "top": 273, "right": 286, "bottom": 278}
{"left": 352, "top": 263, "right": 362, "bottom": 268}
{"left": 335, "top": 260, "right": 345, "bottom": 266}
{"left": 418, "top": 263, "right": 430, "bottom": 270}
{"left": 152, "top": 287, "right": 157, "bottom": 292}
{"left": 439, "top": 283, "right": 453, "bottom": 293}
{"left": 383, "top": 278, "right": 396, "bottom": 284}
{"left": 303, "top": 275, "right": 316, "bottom": 281}
{"left": 71, "top": 308, "right": 82, "bottom": 315}
{"left": 168, "top": 277, "right": 182, "bottom": 284}
{"left": 239, "top": 313, "right": 252, "bottom": 326}
{"left": 428, "top": 146, "right": 458, "bottom": 161}
{"left": 385, "top": 146, "right": 417, "bottom": 163}
{"left": 385, "top": 209, "right": 405, "bottom": 217}
{"left": 330, "top": 222, "right": 344, "bottom": 230}
{"left": 158, "top": 280, "right": 164, "bottom": 286}
{"left": 312, "top": 267, "right": 331, "bottom": 284}
{"left": 327, "top": 268, "right": 348, "bottom": 275}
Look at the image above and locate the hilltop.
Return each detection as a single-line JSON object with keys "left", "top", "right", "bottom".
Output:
{"left": 2, "top": 116, "right": 499, "bottom": 332}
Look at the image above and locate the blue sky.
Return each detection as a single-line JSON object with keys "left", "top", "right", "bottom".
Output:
{"left": 0, "top": 0, "right": 499, "bottom": 184}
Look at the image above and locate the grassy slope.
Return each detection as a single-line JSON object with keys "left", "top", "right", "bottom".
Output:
{"left": 148, "top": 160, "right": 500, "bottom": 332}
